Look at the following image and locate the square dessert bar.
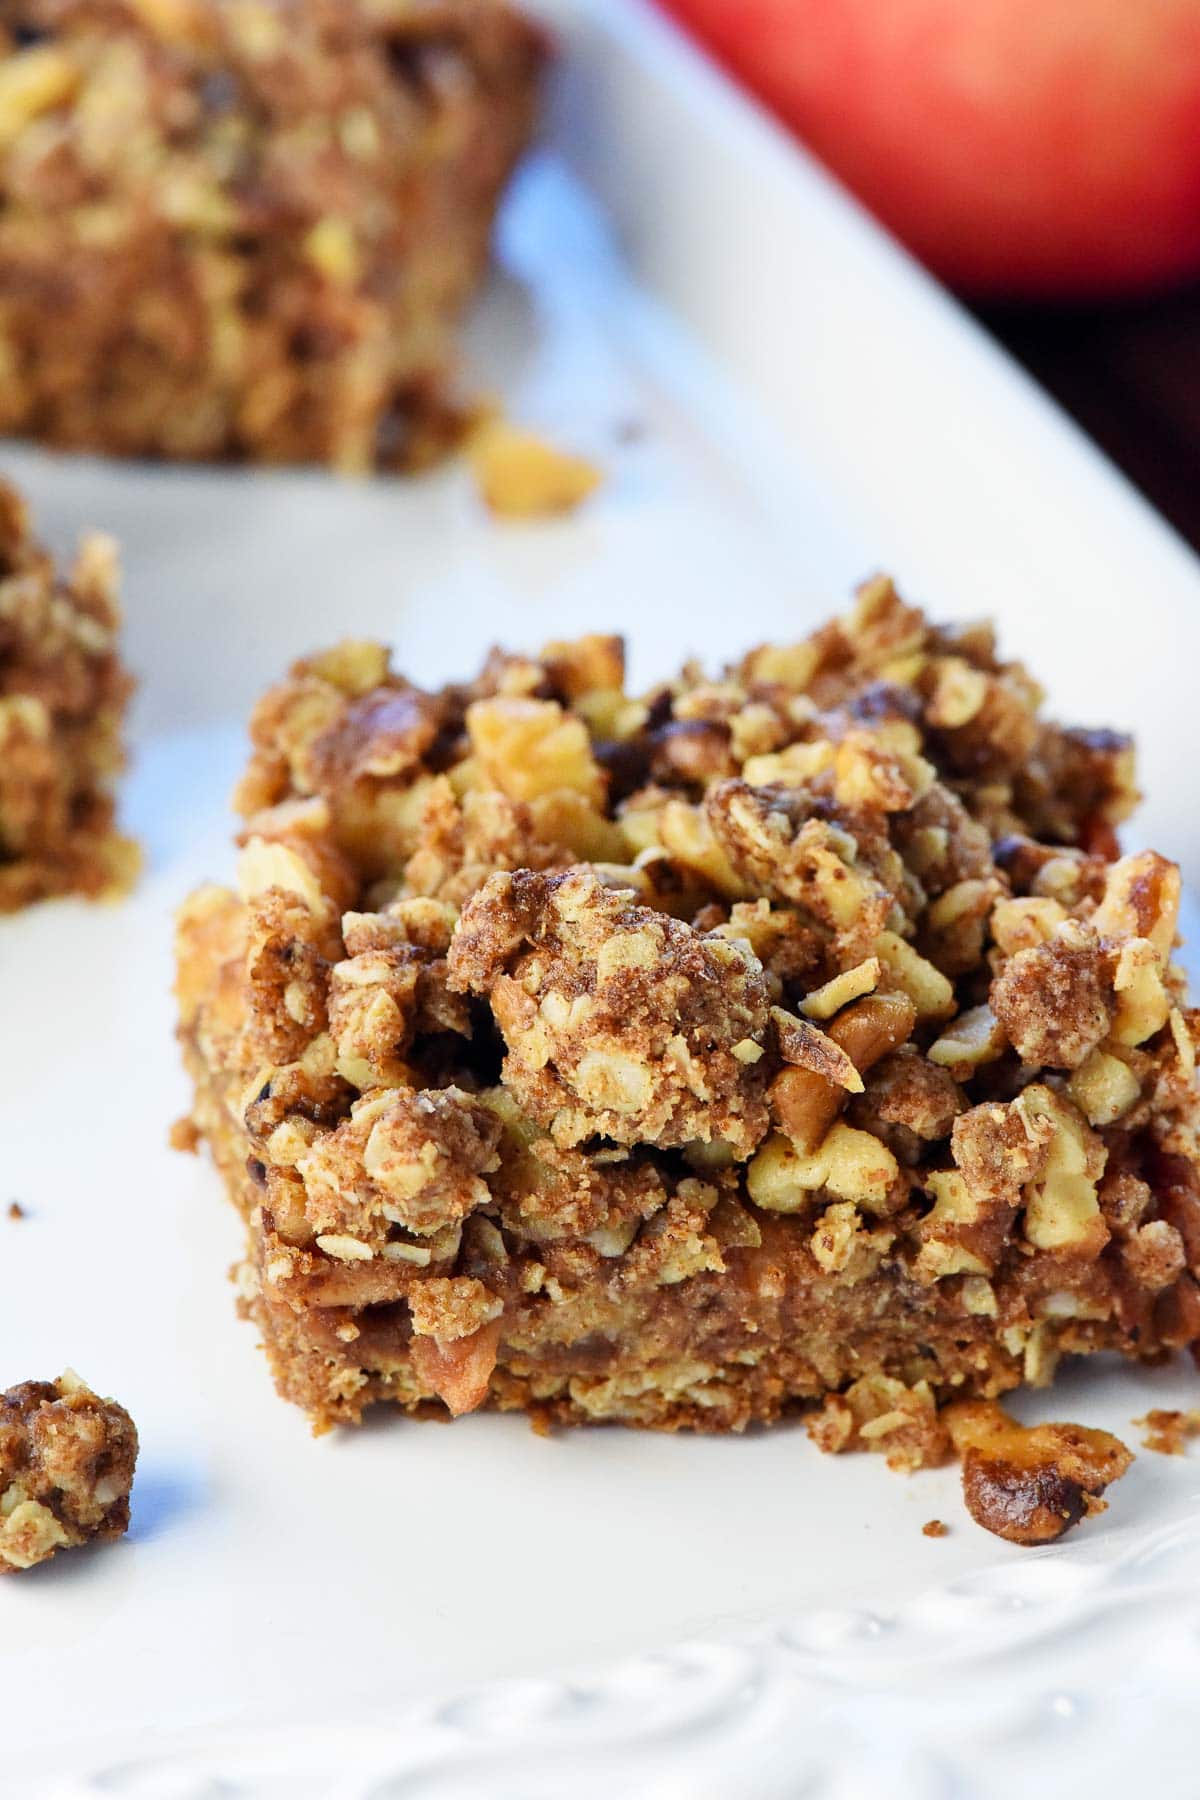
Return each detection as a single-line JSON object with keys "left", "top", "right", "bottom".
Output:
{"left": 0, "top": 0, "right": 542, "bottom": 470}
{"left": 0, "top": 478, "right": 137, "bottom": 911}
{"left": 175, "top": 582, "right": 1200, "bottom": 1463}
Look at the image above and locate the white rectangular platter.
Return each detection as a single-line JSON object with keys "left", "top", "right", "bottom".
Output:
{"left": 4, "top": 3, "right": 1200, "bottom": 1795}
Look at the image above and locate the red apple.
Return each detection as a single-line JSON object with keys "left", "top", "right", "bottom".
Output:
{"left": 660, "top": 0, "right": 1200, "bottom": 297}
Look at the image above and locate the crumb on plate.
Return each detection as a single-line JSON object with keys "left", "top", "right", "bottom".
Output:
{"left": 944, "top": 1400, "right": 1132, "bottom": 1545}
{"left": 0, "top": 1371, "right": 138, "bottom": 1573}
{"left": 469, "top": 418, "right": 603, "bottom": 517}
{"left": 1134, "top": 1408, "right": 1200, "bottom": 1455}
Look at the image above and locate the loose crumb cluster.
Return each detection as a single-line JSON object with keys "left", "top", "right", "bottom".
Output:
{"left": 0, "top": 0, "right": 542, "bottom": 471}
{"left": 468, "top": 419, "right": 604, "bottom": 519}
{"left": 174, "top": 579, "right": 1200, "bottom": 1544}
{"left": 945, "top": 1400, "right": 1132, "bottom": 1544}
{"left": 0, "top": 1371, "right": 137, "bottom": 1572}
{"left": 0, "top": 477, "right": 137, "bottom": 911}
{"left": 1134, "top": 1407, "right": 1200, "bottom": 1455}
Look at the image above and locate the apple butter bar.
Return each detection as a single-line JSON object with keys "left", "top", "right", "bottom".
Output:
{"left": 0, "top": 0, "right": 542, "bottom": 470}
{"left": 175, "top": 580, "right": 1200, "bottom": 1462}
{"left": 0, "top": 477, "right": 137, "bottom": 912}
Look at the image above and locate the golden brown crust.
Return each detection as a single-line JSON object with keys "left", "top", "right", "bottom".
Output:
{"left": 0, "top": 0, "right": 543, "bottom": 470}
{"left": 0, "top": 477, "right": 137, "bottom": 910}
{"left": 0, "top": 1371, "right": 137, "bottom": 1571}
{"left": 174, "top": 578, "right": 1200, "bottom": 1478}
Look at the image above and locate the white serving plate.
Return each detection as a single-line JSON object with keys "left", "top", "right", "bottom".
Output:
{"left": 4, "top": 3, "right": 1200, "bottom": 1794}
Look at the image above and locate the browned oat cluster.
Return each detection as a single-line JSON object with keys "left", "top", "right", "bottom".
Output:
{"left": 0, "top": 477, "right": 137, "bottom": 911}
{"left": 174, "top": 580, "right": 1200, "bottom": 1522}
{"left": 0, "top": 0, "right": 542, "bottom": 471}
{"left": 0, "top": 1371, "right": 138, "bottom": 1572}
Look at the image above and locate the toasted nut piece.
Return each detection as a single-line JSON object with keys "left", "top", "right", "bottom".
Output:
{"left": 1017, "top": 1085, "right": 1108, "bottom": 1256}
{"left": 769, "top": 1066, "right": 842, "bottom": 1156}
{"left": 1110, "top": 938, "right": 1171, "bottom": 1046}
{"left": 467, "top": 698, "right": 604, "bottom": 807}
{"left": 773, "top": 1007, "right": 863, "bottom": 1093}
{"left": 656, "top": 800, "right": 748, "bottom": 899}
{"left": 742, "top": 740, "right": 834, "bottom": 787}
{"left": 944, "top": 1400, "right": 1132, "bottom": 1544}
{"left": 1067, "top": 1048, "right": 1142, "bottom": 1127}
{"left": 0, "top": 47, "right": 78, "bottom": 151}
{"left": 827, "top": 991, "right": 918, "bottom": 1067}
{"left": 874, "top": 931, "right": 955, "bottom": 1021}
{"left": 770, "top": 992, "right": 916, "bottom": 1153}
{"left": 541, "top": 633, "right": 626, "bottom": 699}
{"left": 928, "top": 1004, "right": 1006, "bottom": 1071}
{"left": 1091, "top": 850, "right": 1181, "bottom": 960}
{"left": 739, "top": 641, "right": 821, "bottom": 691}
{"left": 913, "top": 1171, "right": 992, "bottom": 1280}
{"left": 799, "top": 958, "right": 880, "bottom": 1021}
{"left": 1170, "top": 1007, "right": 1197, "bottom": 1081}
{"left": 237, "top": 837, "right": 330, "bottom": 916}
{"left": 469, "top": 422, "right": 602, "bottom": 518}
{"left": 990, "top": 896, "right": 1067, "bottom": 956}
{"left": 926, "top": 656, "right": 989, "bottom": 729}
{"left": 748, "top": 1124, "right": 900, "bottom": 1215}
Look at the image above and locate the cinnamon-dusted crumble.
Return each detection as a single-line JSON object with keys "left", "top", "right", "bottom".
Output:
{"left": 0, "top": 1371, "right": 137, "bottom": 1572}
{"left": 175, "top": 580, "right": 1200, "bottom": 1537}
{"left": 0, "top": 477, "right": 137, "bottom": 911}
{"left": 0, "top": 0, "right": 542, "bottom": 471}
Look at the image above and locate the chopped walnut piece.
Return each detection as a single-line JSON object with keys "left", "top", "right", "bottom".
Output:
{"left": 944, "top": 1400, "right": 1132, "bottom": 1544}
{"left": 922, "top": 1518, "right": 949, "bottom": 1538}
{"left": 469, "top": 421, "right": 603, "bottom": 518}
{"left": 408, "top": 1277, "right": 504, "bottom": 1415}
{"left": 0, "top": 1373, "right": 137, "bottom": 1572}
{"left": 1134, "top": 1409, "right": 1200, "bottom": 1455}
{"left": 448, "top": 866, "right": 772, "bottom": 1151}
